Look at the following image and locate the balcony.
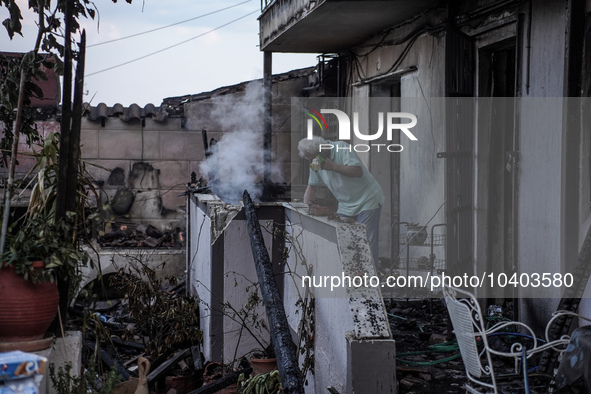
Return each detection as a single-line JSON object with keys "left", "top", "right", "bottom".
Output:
{"left": 259, "top": 0, "right": 439, "bottom": 53}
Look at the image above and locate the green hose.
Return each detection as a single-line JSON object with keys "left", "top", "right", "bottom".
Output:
{"left": 396, "top": 339, "right": 461, "bottom": 365}
{"left": 388, "top": 313, "right": 407, "bottom": 320}
{"left": 396, "top": 352, "right": 462, "bottom": 366}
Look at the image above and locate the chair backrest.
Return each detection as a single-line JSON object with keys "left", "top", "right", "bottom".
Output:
{"left": 443, "top": 285, "right": 497, "bottom": 391}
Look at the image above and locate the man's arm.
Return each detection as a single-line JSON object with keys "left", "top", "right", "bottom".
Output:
{"left": 321, "top": 158, "right": 363, "bottom": 178}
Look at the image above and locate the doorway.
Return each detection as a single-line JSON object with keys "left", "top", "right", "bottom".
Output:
{"left": 478, "top": 40, "right": 518, "bottom": 309}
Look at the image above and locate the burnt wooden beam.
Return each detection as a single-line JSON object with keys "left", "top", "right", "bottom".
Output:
{"left": 56, "top": 0, "right": 74, "bottom": 221}
{"left": 66, "top": 30, "right": 85, "bottom": 214}
{"left": 51, "top": 0, "right": 76, "bottom": 337}
{"left": 146, "top": 348, "right": 191, "bottom": 383}
{"left": 84, "top": 341, "right": 130, "bottom": 381}
{"left": 243, "top": 190, "right": 304, "bottom": 394}
{"left": 110, "top": 337, "right": 145, "bottom": 351}
{"left": 187, "top": 369, "right": 244, "bottom": 394}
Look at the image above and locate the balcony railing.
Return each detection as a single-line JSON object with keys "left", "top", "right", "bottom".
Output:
{"left": 261, "top": 0, "right": 275, "bottom": 12}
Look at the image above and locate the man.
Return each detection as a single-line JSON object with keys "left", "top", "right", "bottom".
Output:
{"left": 298, "top": 136, "right": 385, "bottom": 270}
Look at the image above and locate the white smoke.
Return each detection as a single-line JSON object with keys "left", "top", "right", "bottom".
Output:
{"left": 199, "top": 81, "right": 282, "bottom": 204}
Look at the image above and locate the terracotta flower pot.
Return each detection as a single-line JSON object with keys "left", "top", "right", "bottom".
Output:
{"left": 250, "top": 357, "right": 277, "bottom": 375}
{"left": 165, "top": 373, "right": 200, "bottom": 394}
{"left": 0, "top": 262, "right": 59, "bottom": 342}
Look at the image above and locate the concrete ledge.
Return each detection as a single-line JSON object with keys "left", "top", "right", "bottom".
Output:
{"left": 48, "top": 331, "right": 83, "bottom": 394}
{"left": 346, "top": 334, "right": 397, "bottom": 393}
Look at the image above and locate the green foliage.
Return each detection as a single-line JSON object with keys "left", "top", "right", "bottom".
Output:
{"left": 2, "top": 130, "right": 100, "bottom": 291}
{"left": 49, "top": 360, "right": 121, "bottom": 394}
{"left": 0, "top": 54, "right": 42, "bottom": 167}
{"left": 3, "top": 212, "right": 88, "bottom": 285}
{"left": 0, "top": 0, "right": 101, "bottom": 163}
{"left": 237, "top": 370, "right": 282, "bottom": 394}
{"left": 0, "top": 0, "right": 108, "bottom": 288}
{"left": 2, "top": 0, "right": 98, "bottom": 50}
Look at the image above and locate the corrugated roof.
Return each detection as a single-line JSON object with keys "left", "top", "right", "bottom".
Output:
{"left": 83, "top": 102, "right": 169, "bottom": 122}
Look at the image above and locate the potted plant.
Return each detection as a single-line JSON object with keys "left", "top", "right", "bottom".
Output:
{"left": 0, "top": 212, "right": 89, "bottom": 342}
{"left": 0, "top": 0, "right": 109, "bottom": 345}
{"left": 0, "top": 131, "right": 97, "bottom": 344}
{"left": 237, "top": 370, "right": 282, "bottom": 394}
{"left": 249, "top": 345, "right": 277, "bottom": 376}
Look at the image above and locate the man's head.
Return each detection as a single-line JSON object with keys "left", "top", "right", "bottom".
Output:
{"left": 298, "top": 136, "right": 325, "bottom": 162}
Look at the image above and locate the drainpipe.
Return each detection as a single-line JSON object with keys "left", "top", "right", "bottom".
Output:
{"left": 243, "top": 190, "right": 304, "bottom": 394}
{"left": 262, "top": 51, "right": 273, "bottom": 201}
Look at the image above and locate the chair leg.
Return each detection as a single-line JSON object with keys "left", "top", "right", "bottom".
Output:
{"left": 522, "top": 348, "right": 530, "bottom": 393}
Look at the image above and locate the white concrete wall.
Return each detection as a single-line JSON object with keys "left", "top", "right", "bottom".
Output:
{"left": 284, "top": 209, "right": 353, "bottom": 394}
{"left": 285, "top": 205, "right": 394, "bottom": 394}
{"left": 349, "top": 32, "right": 447, "bottom": 268}
{"left": 516, "top": 99, "right": 563, "bottom": 292}
{"left": 397, "top": 34, "right": 446, "bottom": 227}
{"left": 80, "top": 248, "right": 186, "bottom": 293}
{"left": 189, "top": 196, "right": 215, "bottom": 361}
{"left": 222, "top": 219, "right": 273, "bottom": 363}
{"left": 188, "top": 194, "right": 274, "bottom": 364}
{"left": 515, "top": 1, "right": 570, "bottom": 322}
{"left": 188, "top": 197, "right": 395, "bottom": 392}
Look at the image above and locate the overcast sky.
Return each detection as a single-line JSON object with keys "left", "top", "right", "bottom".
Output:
{"left": 4, "top": 0, "right": 318, "bottom": 106}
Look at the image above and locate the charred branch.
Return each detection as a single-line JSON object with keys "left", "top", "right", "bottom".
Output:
{"left": 243, "top": 190, "right": 304, "bottom": 394}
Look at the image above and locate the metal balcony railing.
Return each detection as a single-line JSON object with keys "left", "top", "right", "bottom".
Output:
{"left": 260, "top": 0, "right": 275, "bottom": 12}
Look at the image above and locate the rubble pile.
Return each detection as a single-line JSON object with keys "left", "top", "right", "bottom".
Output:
{"left": 68, "top": 257, "right": 269, "bottom": 394}
{"left": 389, "top": 298, "right": 551, "bottom": 393}
{"left": 69, "top": 271, "right": 236, "bottom": 394}
{"left": 386, "top": 298, "right": 467, "bottom": 393}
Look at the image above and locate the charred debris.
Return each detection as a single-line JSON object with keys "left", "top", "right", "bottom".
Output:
{"left": 98, "top": 224, "right": 185, "bottom": 248}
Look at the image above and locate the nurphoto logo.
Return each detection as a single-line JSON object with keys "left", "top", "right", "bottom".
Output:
{"left": 304, "top": 107, "right": 418, "bottom": 152}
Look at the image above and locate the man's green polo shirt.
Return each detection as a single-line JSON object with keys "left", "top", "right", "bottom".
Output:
{"left": 308, "top": 140, "right": 384, "bottom": 217}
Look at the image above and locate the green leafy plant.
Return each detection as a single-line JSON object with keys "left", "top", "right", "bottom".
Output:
{"left": 3, "top": 212, "right": 87, "bottom": 284}
{"left": 1, "top": 1, "right": 124, "bottom": 325}
{"left": 237, "top": 370, "right": 282, "bottom": 394}
{"left": 0, "top": 0, "right": 103, "bottom": 247}
{"left": 49, "top": 360, "right": 121, "bottom": 394}
{"left": 2, "top": 130, "right": 99, "bottom": 297}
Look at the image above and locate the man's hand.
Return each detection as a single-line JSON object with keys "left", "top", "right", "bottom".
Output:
{"left": 320, "top": 158, "right": 337, "bottom": 171}
{"left": 321, "top": 158, "right": 363, "bottom": 177}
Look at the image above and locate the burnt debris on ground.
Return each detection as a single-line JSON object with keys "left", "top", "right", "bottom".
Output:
{"left": 386, "top": 298, "right": 468, "bottom": 393}
{"left": 68, "top": 262, "right": 243, "bottom": 394}
{"left": 388, "top": 298, "right": 557, "bottom": 394}
{"left": 69, "top": 262, "right": 560, "bottom": 394}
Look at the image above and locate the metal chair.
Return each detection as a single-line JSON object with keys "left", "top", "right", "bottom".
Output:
{"left": 442, "top": 285, "right": 579, "bottom": 393}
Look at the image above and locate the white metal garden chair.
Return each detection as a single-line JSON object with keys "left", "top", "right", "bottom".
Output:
{"left": 442, "top": 285, "right": 583, "bottom": 393}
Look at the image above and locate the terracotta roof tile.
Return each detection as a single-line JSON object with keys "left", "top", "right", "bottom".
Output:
{"left": 83, "top": 102, "right": 169, "bottom": 122}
